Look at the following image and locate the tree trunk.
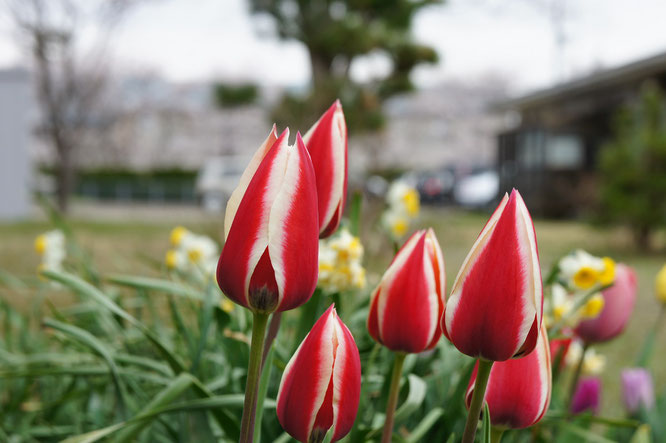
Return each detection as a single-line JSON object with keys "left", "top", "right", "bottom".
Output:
{"left": 634, "top": 225, "right": 652, "bottom": 251}
{"left": 55, "top": 142, "right": 74, "bottom": 213}
{"left": 309, "top": 51, "right": 330, "bottom": 91}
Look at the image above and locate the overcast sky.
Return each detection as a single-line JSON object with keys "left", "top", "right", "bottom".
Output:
{"left": 1, "top": 0, "right": 666, "bottom": 93}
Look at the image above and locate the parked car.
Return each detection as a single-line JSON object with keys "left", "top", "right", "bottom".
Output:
{"left": 196, "top": 156, "right": 249, "bottom": 212}
{"left": 414, "top": 167, "right": 456, "bottom": 204}
{"left": 453, "top": 168, "right": 499, "bottom": 209}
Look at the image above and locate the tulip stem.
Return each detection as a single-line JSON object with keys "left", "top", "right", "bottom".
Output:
{"left": 462, "top": 359, "right": 494, "bottom": 443}
{"left": 381, "top": 352, "right": 406, "bottom": 443}
{"left": 635, "top": 304, "right": 665, "bottom": 367}
{"left": 568, "top": 343, "right": 588, "bottom": 409}
{"left": 239, "top": 312, "right": 270, "bottom": 443}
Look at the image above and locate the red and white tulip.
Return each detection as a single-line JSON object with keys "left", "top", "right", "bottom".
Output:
{"left": 367, "top": 229, "right": 445, "bottom": 353}
{"left": 303, "top": 100, "right": 348, "bottom": 238}
{"left": 443, "top": 189, "right": 543, "bottom": 361}
{"left": 277, "top": 305, "right": 361, "bottom": 443}
{"left": 217, "top": 128, "right": 319, "bottom": 313}
{"left": 466, "top": 322, "right": 552, "bottom": 429}
{"left": 223, "top": 125, "right": 278, "bottom": 240}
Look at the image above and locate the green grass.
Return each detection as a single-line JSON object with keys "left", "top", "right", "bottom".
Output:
{"left": 1, "top": 204, "right": 664, "bottom": 420}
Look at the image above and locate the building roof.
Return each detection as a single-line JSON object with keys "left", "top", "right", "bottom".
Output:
{"left": 495, "top": 50, "right": 666, "bottom": 111}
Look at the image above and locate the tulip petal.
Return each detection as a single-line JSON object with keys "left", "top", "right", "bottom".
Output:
{"left": 369, "top": 230, "right": 444, "bottom": 353}
{"left": 277, "top": 306, "right": 337, "bottom": 442}
{"left": 224, "top": 125, "right": 278, "bottom": 239}
{"left": 445, "top": 190, "right": 542, "bottom": 361}
{"left": 270, "top": 133, "right": 320, "bottom": 311}
{"left": 303, "top": 100, "right": 348, "bottom": 237}
{"left": 331, "top": 312, "right": 362, "bottom": 441}
{"left": 217, "top": 129, "right": 290, "bottom": 309}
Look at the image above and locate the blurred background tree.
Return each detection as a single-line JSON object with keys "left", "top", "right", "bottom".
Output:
{"left": 213, "top": 83, "right": 259, "bottom": 108}
{"left": 9, "top": 0, "right": 142, "bottom": 213}
{"left": 249, "top": 0, "right": 442, "bottom": 133}
{"left": 600, "top": 82, "right": 666, "bottom": 251}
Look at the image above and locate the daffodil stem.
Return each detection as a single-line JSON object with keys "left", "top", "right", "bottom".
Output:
{"left": 239, "top": 311, "right": 270, "bottom": 443}
{"left": 635, "top": 304, "right": 665, "bottom": 367}
{"left": 381, "top": 352, "right": 406, "bottom": 443}
{"left": 568, "top": 343, "right": 588, "bottom": 409}
{"left": 462, "top": 359, "right": 494, "bottom": 443}
{"left": 548, "top": 285, "right": 610, "bottom": 338}
{"left": 490, "top": 427, "right": 504, "bottom": 443}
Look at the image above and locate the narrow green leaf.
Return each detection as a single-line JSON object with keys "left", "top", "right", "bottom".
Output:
{"left": 348, "top": 191, "right": 363, "bottom": 236}
{"left": 111, "top": 373, "right": 195, "bottom": 442}
{"left": 41, "top": 270, "right": 185, "bottom": 373}
{"left": 106, "top": 274, "right": 213, "bottom": 302}
{"left": 43, "top": 318, "right": 127, "bottom": 412}
{"left": 556, "top": 421, "right": 618, "bottom": 443}
{"left": 61, "top": 422, "right": 126, "bottom": 443}
{"left": 482, "top": 403, "right": 491, "bottom": 443}
{"left": 393, "top": 374, "right": 427, "bottom": 424}
{"left": 406, "top": 408, "right": 444, "bottom": 443}
{"left": 629, "top": 424, "right": 653, "bottom": 443}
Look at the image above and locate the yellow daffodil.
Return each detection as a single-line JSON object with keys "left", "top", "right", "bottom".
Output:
{"left": 580, "top": 294, "right": 605, "bottom": 319}
{"left": 599, "top": 257, "right": 616, "bottom": 286}
{"left": 34, "top": 235, "right": 47, "bottom": 255}
{"left": 573, "top": 266, "right": 601, "bottom": 290}
{"left": 170, "top": 226, "right": 189, "bottom": 246}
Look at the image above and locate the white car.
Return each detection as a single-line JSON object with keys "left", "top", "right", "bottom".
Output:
{"left": 454, "top": 169, "right": 499, "bottom": 208}
{"left": 196, "top": 156, "right": 249, "bottom": 212}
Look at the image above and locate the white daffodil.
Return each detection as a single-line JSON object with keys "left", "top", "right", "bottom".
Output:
{"left": 386, "top": 180, "right": 420, "bottom": 218}
{"left": 381, "top": 209, "right": 410, "bottom": 240}
{"left": 317, "top": 228, "right": 367, "bottom": 293}
{"left": 558, "top": 250, "right": 616, "bottom": 291}
{"left": 566, "top": 340, "right": 607, "bottom": 375}
{"left": 35, "top": 230, "right": 66, "bottom": 272}
{"left": 166, "top": 227, "right": 220, "bottom": 282}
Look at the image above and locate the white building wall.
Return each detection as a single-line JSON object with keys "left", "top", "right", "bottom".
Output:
{"left": 0, "top": 68, "right": 32, "bottom": 219}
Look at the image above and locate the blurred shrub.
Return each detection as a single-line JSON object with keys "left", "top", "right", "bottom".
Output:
{"left": 599, "top": 81, "right": 666, "bottom": 250}
{"left": 213, "top": 83, "right": 259, "bottom": 108}
{"left": 39, "top": 167, "right": 198, "bottom": 202}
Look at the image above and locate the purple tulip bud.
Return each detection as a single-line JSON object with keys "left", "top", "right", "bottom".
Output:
{"left": 621, "top": 368, "right": 655, "bottom": 414}
{"left": 571, "top": 377, "right": 602, "bottom": 415}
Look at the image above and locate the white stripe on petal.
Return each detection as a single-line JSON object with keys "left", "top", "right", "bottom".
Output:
{"left": 267, "top": 135, "right": 303, "bottom": 310}
{"left": 422, "top": 238, "right": 439, "bottom": 345}
{"left": 224, "top": 126, "right": 278, "bottom": 239}
{"left": 512, "top": 192, "right": 541, "bottom": 355}
{"left": 330, "top": 316, "right": 345, "bottom": 438}
{"left": 242, "top": 131, "right": 290, "bottom": 306}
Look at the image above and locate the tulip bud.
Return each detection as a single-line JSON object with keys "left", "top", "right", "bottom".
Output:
{"left": 277, "top": 305, "right": 361, "bottom": 443}
{"left": 621, "top": 368, "right": 655, "bottom": 415}
{"left": 367, "top": 229, "right": 445, "bottom": 353}
{"left": 570, "top": 377, "right": 601, "bottom": 415}
{"left": 575, "top": 264, "right": 637, "bottom": 344}
{"left": 224, "top": 126, "right": 279, "bottom": 239}
{"left": 443, "top": 189, "right": 543, "bottom": 361}
{"left": 466, "top": 322, "right": 551, "bottom": 429}
{"left": 655, "top": 264, "right": 666, "bottom": 303}
{"left": 217, "top": 128, "right": 319, "bottom": 313}
{"left": 303, "top": 100, "right": 348, "bottom": 238}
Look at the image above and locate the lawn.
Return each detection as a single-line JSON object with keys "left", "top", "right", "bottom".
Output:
{"left": 1, "top": 202, "right": 664, "bottom": 420}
